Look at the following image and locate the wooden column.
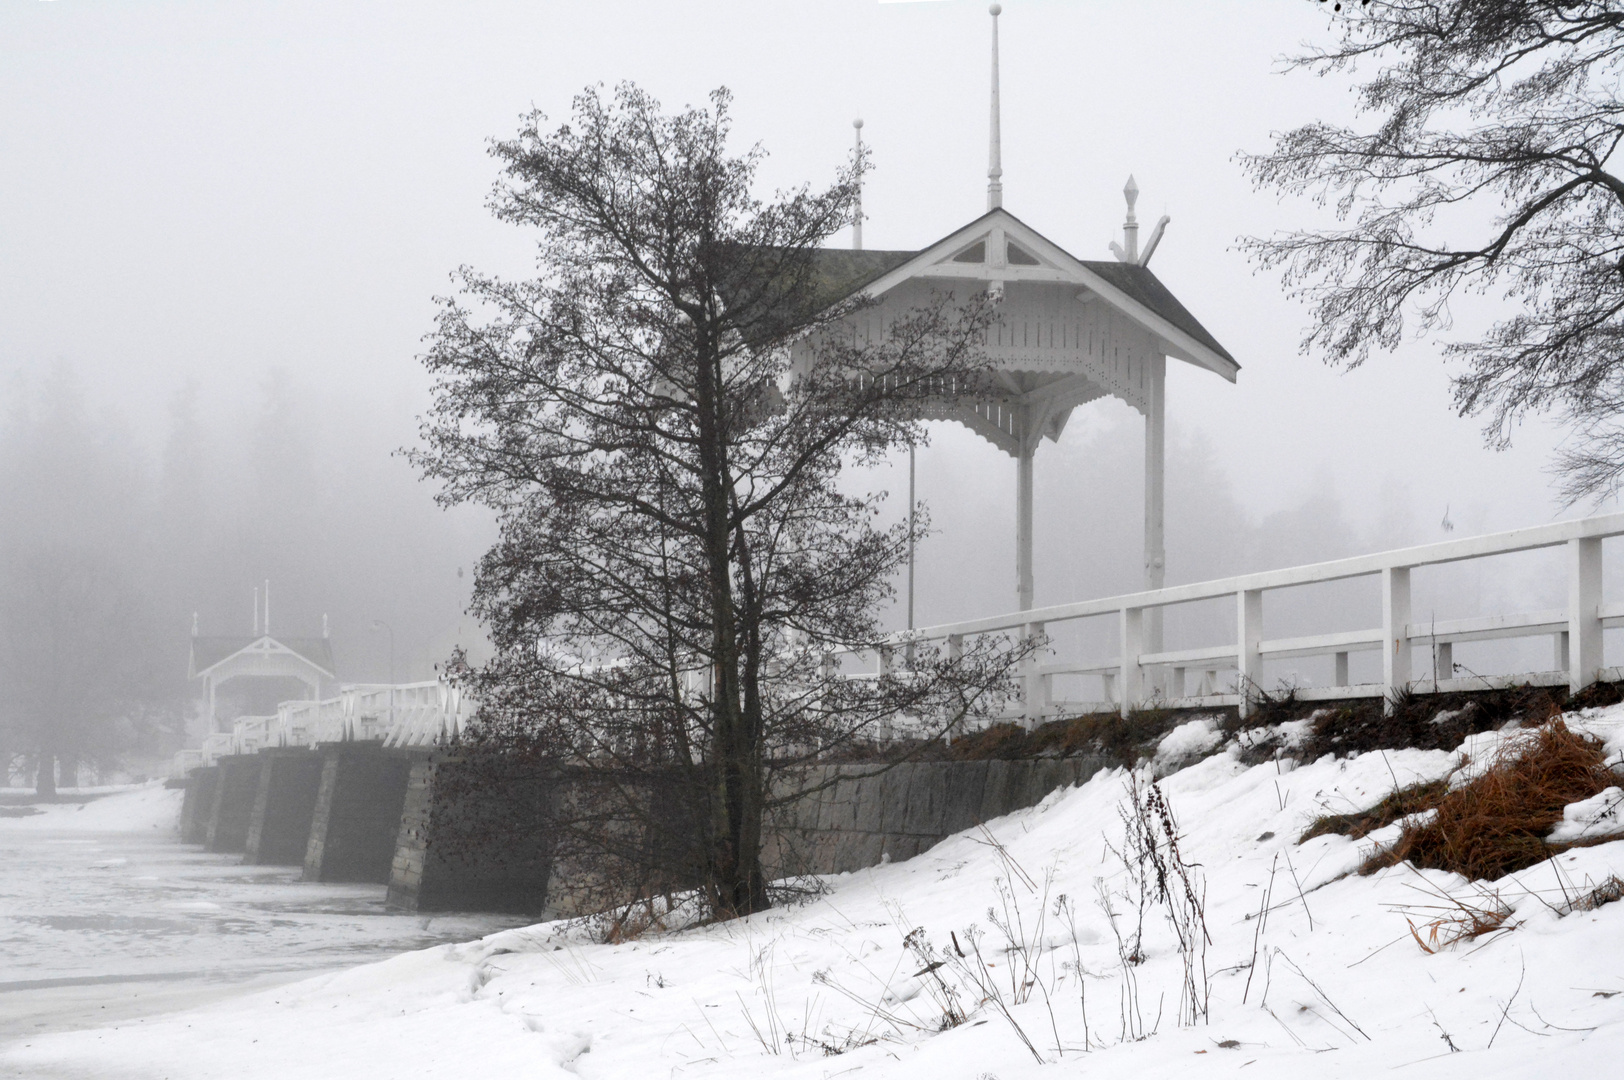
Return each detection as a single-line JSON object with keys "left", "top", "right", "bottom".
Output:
{"left": 1144, "top": 354, "right": 1167, "bottom": 654}
{"left": 1016, "top": 436, "right": 1034, "bottom": 612}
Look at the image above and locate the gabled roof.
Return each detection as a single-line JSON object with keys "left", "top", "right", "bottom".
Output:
{"left": 190, "top": 635, "right": 336, "bottom": 680}
{"left": 810, "top": 208, "right": 1238, "bottom": 380}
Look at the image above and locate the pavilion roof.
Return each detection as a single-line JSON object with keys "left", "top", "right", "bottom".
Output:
{"left": 189, "top": 635, "right": 336, "bottom": 680}
{"left": 808, "top": 207, "right": 1237, "bottom": 377}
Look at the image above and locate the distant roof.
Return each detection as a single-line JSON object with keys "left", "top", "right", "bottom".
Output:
{"left": 808, "top": 212, "right": 1235, "bottom": 372}
{"left": 190, "top": 635, "right": 336, "bottom": 679}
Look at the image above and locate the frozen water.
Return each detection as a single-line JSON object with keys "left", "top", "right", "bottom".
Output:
{"left": 0, "top": 787, "right": 526, "bottom": 1039}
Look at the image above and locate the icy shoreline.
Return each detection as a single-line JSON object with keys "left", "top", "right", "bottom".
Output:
{"left": 4, "top": 712, "right": 1622, "bottom": 1079}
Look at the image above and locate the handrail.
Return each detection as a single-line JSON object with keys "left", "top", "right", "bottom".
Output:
{"left": 859, "top": 512, "right": 1623, "bottom": 723}
{"left": 893, "top": 512, "right": 1624, "bottom": 643}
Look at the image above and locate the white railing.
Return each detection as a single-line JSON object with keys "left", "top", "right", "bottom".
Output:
{"left": 172, "top": 679, "right": 474, "bottom": 776}
{"left": 873, "top": 512, "right": 1624, "bottom": 724}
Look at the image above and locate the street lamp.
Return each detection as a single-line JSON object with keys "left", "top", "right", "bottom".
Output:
{"left": 370, "top": 619, "right": 395, "bottom": 734}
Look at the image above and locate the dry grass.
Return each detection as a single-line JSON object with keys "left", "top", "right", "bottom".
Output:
{"left": 1389, "top": 878, "right": 1515, "bottom": 953}
{"left": 1362, "top": 719, "right": 1618, "bottom": 881}
{"left": 1567, "top": 874, "right": 1624, "bottom": 913}
{"left": 937, "top": 710, "right": 1190, "bottom": 768}
{"left": 1299, "top": 778, "right": 1451, "bottom": 844}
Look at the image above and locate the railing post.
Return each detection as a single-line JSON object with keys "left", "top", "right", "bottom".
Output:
{"left": 1569, "top": 536, "right": 1603, "bottom": 693}
{"left": 1382, "top": 566, "right": 1411, "bottom": 713}
{"left": 1119, "top": 606, "right": 1143, "bottom": 719}
{"left": 1236, "top": 588, "right": 1262, "bottom": 718}
{"left": 1022, "top": 621, "right": 1048, "bottom": 730}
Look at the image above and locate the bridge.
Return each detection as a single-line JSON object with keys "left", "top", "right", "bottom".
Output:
{"left": 176, "top": 508, "right": 1624, "bottom": 782}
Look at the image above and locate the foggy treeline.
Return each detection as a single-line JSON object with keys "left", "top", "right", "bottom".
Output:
{"left": 0, "top": 362, "right": 1601, "bottom": 788}
{"left": 0, "top": 362, "right": 489, "bottom": 787}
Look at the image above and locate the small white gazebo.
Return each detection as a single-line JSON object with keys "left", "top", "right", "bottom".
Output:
{"left": 821, "top": 5, "right": 1237, "bottom": 645}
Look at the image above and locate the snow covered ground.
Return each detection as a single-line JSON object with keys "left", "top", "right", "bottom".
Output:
{"left": 4, "top": 713, "right": 1623, "bottom": 1080}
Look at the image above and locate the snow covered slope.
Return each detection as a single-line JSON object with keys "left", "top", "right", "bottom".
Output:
{"left": 4, "top": 712, "right": 1622, "bottom": 1079}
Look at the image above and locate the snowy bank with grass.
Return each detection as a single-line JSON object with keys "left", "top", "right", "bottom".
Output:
{"left": 4, "top": 711, "right": 1623, "bottom": 1079}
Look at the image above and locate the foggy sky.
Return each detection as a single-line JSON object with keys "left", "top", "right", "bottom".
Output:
{"left": 1, "top": 0, "right": 1602, "bottom": 689}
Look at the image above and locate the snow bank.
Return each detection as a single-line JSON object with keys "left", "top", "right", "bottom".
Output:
{"left": 1550, "top": 786, "right": 1624, "bottom": 844}
{"left": 5, "top": 713, "right": 1623, "bottom": 1079}
{"left": 0, "top": 783, "right": 181, "bottom": 834}
{"left": 1150, "top": 715, "right": 1225, "bottom": 773}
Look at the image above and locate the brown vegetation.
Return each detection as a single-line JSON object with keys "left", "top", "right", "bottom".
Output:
{"left": 1362, "top": 720, "right": 1620, "bottom": 881}
{"left": 1299, "top": 778, "right": 1450, "bottom": 844}
{"left": 932, "top": 710, "right": 1190, "bottom": 768}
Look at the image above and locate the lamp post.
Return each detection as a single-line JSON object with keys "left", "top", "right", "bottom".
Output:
{"left": 370, "top": 619, "right": 395, "bottom": 734}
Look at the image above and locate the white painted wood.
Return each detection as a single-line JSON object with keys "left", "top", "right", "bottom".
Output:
{"left": 1016, "top": 441, "right": 1034, "bottom": 610}
{"left": 1261, "top": 627, "right": 1384, "bottom": 659}
{"left": 1144, "top": 352, "right": 1166, "bottom": 654}
{"left": 894, "top": 513, "right": 1624, "bottom": 641}
{"left": 855, "top": 211, "right": 1240, "bottom": 381}
{"left": 986, "top": 4, "right": 1002, "bottom": 211}
{"left": 1236, "top": 589, "right": 1263, "bottom": 718}
{"left": 851, "top": 119, "right": 864, "bottom": 250}
{"left": 1569, "top": 535, "right": 1603, "bottom": 692}
{"left": 866, "top": 514, "right": 1622, "bottom": 716}
{"left": 1402, "top": 610, "right": 1565, "bottom": 645}
{"left": 1119, "top": 606, "right": 1144, "bottom": 718}
{"left": 1140, "top": 643, "right": 1238, "bottom": 667}
{"left": 1383, "top": 566, "right": 1411, "bottom": 711}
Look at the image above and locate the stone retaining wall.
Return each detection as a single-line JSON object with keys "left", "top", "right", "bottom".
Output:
{"left": 762, "top": 757, "right": 1110, "bottom": 878}
{"left": 179, "top": 749, "right": 1114, "bottom": 915}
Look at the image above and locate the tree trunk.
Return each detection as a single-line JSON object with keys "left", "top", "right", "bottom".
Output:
{"left": 35, "top": 751, "right": 56, "bottom": 798}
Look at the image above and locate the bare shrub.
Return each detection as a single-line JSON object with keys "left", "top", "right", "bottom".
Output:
{"left": 1104, "top": 772, "right": 1211, "bottom": 1026}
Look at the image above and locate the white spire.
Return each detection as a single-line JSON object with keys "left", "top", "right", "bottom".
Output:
{"left": 1122, "top": 174, "right": 1140, "bottom": 262}
{"left": 852, "top": 118, "right": 864, "bottom": 250}
{"left": 987, "top": 4, "right": 1003, "bottom": 210}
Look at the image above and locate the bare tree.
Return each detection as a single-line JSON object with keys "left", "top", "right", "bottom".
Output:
{"left": 1242, "top": 0, "right": 1624, "bottom": 501}
{"left": 413, "top": 84, "right": 1024, "bottom": 921}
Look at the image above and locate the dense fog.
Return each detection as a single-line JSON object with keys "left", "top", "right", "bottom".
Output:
{"left": 0, "top": 361, "right": 491, "bottom": 779}
{"left": 3, "top": 0, "right": 1615, "bottom": 781}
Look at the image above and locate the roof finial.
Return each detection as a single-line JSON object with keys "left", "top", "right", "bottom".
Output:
{"left": 1122, "top": 174, "right": 1140, "bottom": 262}
{"left": 987, "top": 4, "right": 1003, "bottom": 211}
{"left": 852, "top": 118, "right": 865, "bottom": 251}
